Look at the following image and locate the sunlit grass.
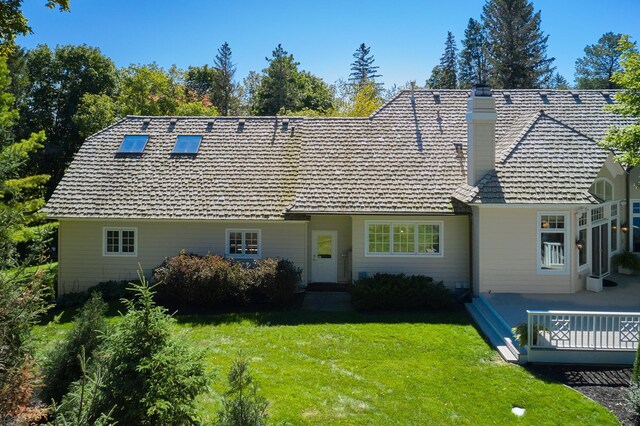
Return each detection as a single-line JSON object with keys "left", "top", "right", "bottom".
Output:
{"left": 34, "top": 308, "right": 617, "bottom": 425}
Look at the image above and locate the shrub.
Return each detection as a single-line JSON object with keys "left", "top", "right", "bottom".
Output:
{"left": 56, "top": 279, "right": 134, "bottom": 308}
{"left": 153, "top": 252, "right": 301, "bottom": 309}
{"left": 351, "top": 273, "right": 453, "bottom": 311}
{"left": 627, "top": 381, "right": 640, "bottom": 420}
{"left": 89, "top": 269, "right": 209, "bottom": 424}
{"left": 218, "top": 355, "right": 269, "bottom": 426}
{"left": 42, "top": 292, "right": 109, "bottom": 403}
{"left": 250, "top": 258, "right": 302, "bottom": 308}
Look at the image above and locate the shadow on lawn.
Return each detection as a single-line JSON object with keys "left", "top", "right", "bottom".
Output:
{"left": 174, "top": 305, "right": 471, "bottom": 328}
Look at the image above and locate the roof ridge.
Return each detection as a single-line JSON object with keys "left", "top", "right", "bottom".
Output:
{"left": 497, "top": 110, "right": 545, "bottom": 163}
{"left": 84, "top": 116, "right": 129, "bottom": 141}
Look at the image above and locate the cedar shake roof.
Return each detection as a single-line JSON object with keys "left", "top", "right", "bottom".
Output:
{"left": 45, "top": 90, "right": 634, "bottom": 220}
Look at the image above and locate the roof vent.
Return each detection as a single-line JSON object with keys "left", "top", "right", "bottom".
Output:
{"left": 238, "top": 118, "right": 245, "bottom": 125}
{"left": 206, "top": 120, "right": 214, "bottom": 132}
{"left": 503, "top": 92, "right": 511, "bottom": 98}
{"left": 453, "top": 143, "right": 464, "bottom": 158}
{"left": 601, "top": 91, "right": 611, "bottom": 97}
{"left": 142, "top": 118, "right": 151, "bottom": 125}
{"left": 170, "top": 118, "right": 178, "bottom": 125}
{"left": 282, "top": 118, "right": 289, "bottom": 125}
{"left": 569, "top": 91, "right": 579, "bottom": 97}
{"left": 539, "top": 91, "right": 548, "bottom": 97}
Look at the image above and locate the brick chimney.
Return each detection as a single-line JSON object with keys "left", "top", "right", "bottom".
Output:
{"left": 466, "top": 84, "right": 497, "bottom": 186}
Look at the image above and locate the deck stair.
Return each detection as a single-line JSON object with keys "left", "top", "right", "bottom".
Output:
{"left": 466, "top": 296, "right": 526, "bottom": 363}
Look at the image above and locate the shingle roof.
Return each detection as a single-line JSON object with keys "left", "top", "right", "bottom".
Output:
{"left": 44, "top": 90, "right": 634, "bottom": 219}
{"left": 45, "top": 117, "right": 303, "bottom": 220}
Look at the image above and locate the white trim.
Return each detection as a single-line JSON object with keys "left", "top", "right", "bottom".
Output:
{"left": 472, "top": 203, "right": 593, "bottom": 209}
{"left": 576, "top": 210, "right": 590, "bottom": 272}
{"left": 225, "top": 228, "right": 262, "bottom": 259}
{"left": 102, "top": 227, "right": 138, "bottom": 257}
{"left": 52, "top": 217, "right": 309, "bottom": 224}
{"left": 364, "top": 220, "right": 444, "bottom": 257}
{"left": 537, "top": 212, "right": 569, "bottom": 275}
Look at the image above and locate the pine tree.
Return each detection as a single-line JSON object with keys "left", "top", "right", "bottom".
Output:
{"left": 349, "top": 43, "right": 382, "bottom": 86}
{"left": 427, "top": 32, "right": 458, "bottom": 89}
{"left": 575, "top": 32, "right": 624, "bottom": 89}
{"left": 212, "top": 42, "right": 237, "bottom": 116}
{"left": 458, "top": 18, "right": 489, "bottom": 88}
{"left": 482, "top": 0, "right": 555, "bottom": 88}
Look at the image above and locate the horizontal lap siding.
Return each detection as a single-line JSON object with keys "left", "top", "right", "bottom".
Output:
{"left": 351, "top": 215, "right": 470, "bottom": 288}
{"left": 477, "top": 208, "right": 572, "bottom": 294}
{"left": 58, "top": 220, "right": 306, "bottom": 294}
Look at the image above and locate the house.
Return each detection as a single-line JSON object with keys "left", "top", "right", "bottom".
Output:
{"left": 45, "top": 87, "right": 640, "bottom": 298}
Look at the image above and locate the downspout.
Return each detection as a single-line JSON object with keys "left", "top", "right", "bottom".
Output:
{"left": 626, "top": 167, "right": 632, "bottom": 252}
{"left": 468, "top": 211, "right": 474, "bottom": 295}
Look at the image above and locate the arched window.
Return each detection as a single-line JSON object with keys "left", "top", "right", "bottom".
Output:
{"left": 590, "top": 178, "right": 613, "bottom": 201}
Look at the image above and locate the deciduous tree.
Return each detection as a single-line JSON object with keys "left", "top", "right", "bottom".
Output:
{"left": 599, "top": 36, "right": 640, "bottom": 168}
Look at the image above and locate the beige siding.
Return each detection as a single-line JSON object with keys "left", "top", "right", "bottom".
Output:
{"left": 471, "top": 206, "right": 481, "bottom": 295}
{"left": 58, "top": 219, "right": 307, "bottom": 294}
{"left": 596, "top": 156, "right": 626, "bottom": 200}
{"left": 351, "top": 215, "right": 470, "bottom": 289}
{"left": 475, "top": 207, "right": 574, "bottom": 294}
{"left": 307, "top": 216, "right": 352, "bottom": 283}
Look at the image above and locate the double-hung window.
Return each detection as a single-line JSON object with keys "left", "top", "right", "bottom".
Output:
{"left": 538, "top": 213, "right": 569, "bottom": 274}
{"left": 103, "top": 227, "right": 137, "bottom": 256}
{"left": 366, "top": 221, "right": 443, "bottom": 256}
{"left": 226, "top": 229, "right": 261, "bottom": 259}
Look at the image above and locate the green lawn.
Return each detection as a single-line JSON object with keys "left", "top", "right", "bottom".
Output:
{"left": 33, "top": 308, "right": 617, "bottom": 425}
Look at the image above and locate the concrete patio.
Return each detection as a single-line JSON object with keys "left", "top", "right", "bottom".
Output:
{"left": 483, "top": 273, "right": 640, "bottom": 328}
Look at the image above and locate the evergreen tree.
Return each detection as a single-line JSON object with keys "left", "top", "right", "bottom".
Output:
{"left": 349, "top": 43, "right": 382, "bottom": 86}
{"left": 575, "top": 32, "right": 624, "bottom": 89}
{"left": 546, "top": 72, "right": 570, "bottom": 89}
{"left": 427, "top": 32, "right": 458, "bottom": 89}
{"left": 255, "top": 44, "right": 300, "bottom": 115}
{"left": 482, "top": 0, "right": 555, "bottom": 88}
{"left": 458, "top": 18, "right": 489, "bottom": 88}
{"left": 212, "top": 42, "right": 237, "bottom": 116}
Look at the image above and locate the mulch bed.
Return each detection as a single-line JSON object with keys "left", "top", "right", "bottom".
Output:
{"left": 527, "top": 364, "right": 636, "bottom": 425}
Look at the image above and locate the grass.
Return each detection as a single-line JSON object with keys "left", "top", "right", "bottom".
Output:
{"left": 33, "top": 307, "right": 618, "bottom": 425}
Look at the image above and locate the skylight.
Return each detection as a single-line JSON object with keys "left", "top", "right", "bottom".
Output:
{"left": 118, "top": 135, "right": 149, "bottom": 153}
{"left": 172, "top": 135, "right": 202, "bottom": 154}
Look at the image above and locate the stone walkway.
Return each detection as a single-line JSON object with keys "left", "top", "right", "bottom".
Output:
{"left": 300, "top": 291, "right": 352, "bottom": 312}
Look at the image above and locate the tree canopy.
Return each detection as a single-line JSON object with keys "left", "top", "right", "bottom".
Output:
{"left": 575, "top": 32, "right": 624, "bottom": 89}
{"left": 599, "top": 36, "right": 640, "bottom": 168}
{"left": 482, "top": 0, "right": 555, "bottom": 88}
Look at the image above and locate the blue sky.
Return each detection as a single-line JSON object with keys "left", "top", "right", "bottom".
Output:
{"left": 18, "top": 0, "right": 640, "bottom": 88}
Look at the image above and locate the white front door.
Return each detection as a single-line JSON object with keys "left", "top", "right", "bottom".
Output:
{"left": 311, "top": 230, "right": 338, "bottom": 283}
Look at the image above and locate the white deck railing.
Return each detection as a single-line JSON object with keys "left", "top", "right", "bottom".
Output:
{"left": 527, "top": 310, "right": 640, "bottom": 351}
{"left": 541, "top": 242, "right": 564, "bottom": 268}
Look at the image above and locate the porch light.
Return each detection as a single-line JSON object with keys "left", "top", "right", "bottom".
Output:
{"left": 621, "top": 223, "right": 629, "bottom": 233}
{"left": 612, "top": 223, "right": 618, "bottom": 231}
{"left": 576, "top": 239, "right": 585, "bottom": 251}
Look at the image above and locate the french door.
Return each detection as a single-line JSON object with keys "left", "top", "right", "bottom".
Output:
{"left": 591, "top": 223, "right": 609, "bottom": 277}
